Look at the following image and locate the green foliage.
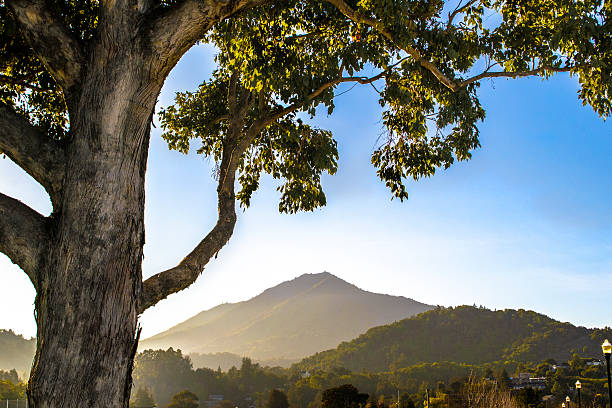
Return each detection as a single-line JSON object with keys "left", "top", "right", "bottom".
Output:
{"left": 515, "top": 387, "right": 541, "bottom": 408}
{"left": 267, "top": 389, "right": 289, "bottom": 408}
{"left": 132, "top": 349, "right": 286, "bottom": 407}
{"left": 0, "top": 0, "right": 183, "bottom": 140}
{"left": 130, "top": 387, "right": 157, "bottom": 408}
{"left": 2, "top": 0, "right": 611, "bottom": 208}
{"left": 295, "top": 306, "right": 612, "bottom": 373}
{"left": 168, "top": 390, "right": 199, "bottom": 408}
{"left": 159, "top": 49, "right": 340, "bottom": 213}
{"left": 0, "top": 378, "right": 25, "bottom": 399}
{"left": 161, "top": 0, "right": 612, "bottom": 206}
{"left": 321, "top": 384, "right": 369, "bottom": 408}
{"left": 0, "top": 0, "right": 98, "bottom": 139}
{"left": 0, "top": 369, "right": 19, "bottom": 383}
{"left": 130, "top": 343, "right": 612, "bottom": 408}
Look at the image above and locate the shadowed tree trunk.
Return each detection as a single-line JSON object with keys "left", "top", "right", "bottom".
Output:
{"left": 28, "top": 52, "right": 161, "bottom": 407}
{"left": 0, "top": 1, "right": 259, "bottom": 405}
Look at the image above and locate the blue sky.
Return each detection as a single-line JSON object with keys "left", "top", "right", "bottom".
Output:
{"left": 1, "top": 43, "right": 610, "bottom": 340}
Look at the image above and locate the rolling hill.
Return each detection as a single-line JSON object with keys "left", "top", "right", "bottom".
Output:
{"left": 295, "top": 305, "right": 612, "bottom": 372}
{"left": 0, "top": 329, "right": 35, "bottom": 375}
{"left": 139, "top": 272, "right": 433, "bottom": 364}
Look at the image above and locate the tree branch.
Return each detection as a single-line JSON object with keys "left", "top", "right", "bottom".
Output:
{"left": 141, "top": 64, "right": 404, "bottom": 312}
{"left": 0, "top": 192, "right": 49, "bottom": 290}
{"left": 458, "top": 66, "right": 573, "bottom": 88}
{"left": 324, "top": 0, "right": 460, "bottom": 91}
{"left": 0, "top": 104, "right": 65, "bottom": 203}
{"left": 0, "top": 74, "right": 50, "bottom": 92}
{"left": 145, "top": 0, "right": 268, "bottom": 78}
{"left": 264, "top": 68, "right": 393, "bottom": 125}
{"left": 6, "top": 0, "right": 85, "bottom": 93}
{"left": 324, "top": 0, "right": 576, "bottom": 93}
{"left": 447, "top": 0, "right": 480, "bottom": 28}
{"left": 139, "top": 88, "right": 256, "bottom": 313}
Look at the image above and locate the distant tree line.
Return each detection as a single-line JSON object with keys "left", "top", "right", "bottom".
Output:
{"left": 131, "top": 348, "right": 612, "bottom": 408}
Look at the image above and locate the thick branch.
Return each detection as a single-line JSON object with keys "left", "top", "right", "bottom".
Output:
{"left": 141, "top": 67, "right": 402, "bottom": 312}
{"left": 0, "top": 192, "right": 48, "bottom": 290}
{"left": 140, "top": 92, "right": 256, "bottom": 313}
{"left": 6, "top": 0, "right": 84, "bottom": 93}
{"left": 0, "top": 105, "right": 65, "bottom": 203}
{"left": 458, "top": 66, "right": 573, "bottom": 88}
{"left": 146, "top": 0, "right": 268, "bottom": 77}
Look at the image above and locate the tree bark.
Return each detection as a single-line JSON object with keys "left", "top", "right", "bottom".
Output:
{"left": 27, "top": 46, "right": 162, "bottom": 407}
{"left": 2, "top": 1, "right": 263, "bottom": 407}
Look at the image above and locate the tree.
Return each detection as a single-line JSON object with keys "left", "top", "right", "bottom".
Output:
{"left": 130, "top": 387, "right": 157, "bottom": 408}
{"left": 167, "top": 390, "right": 199, "bottom": 408}
{"left": 267, "top": 389, "right": 290, "bottom": 408}
{"left": 132, "top": 348, "right": 194, "bottom": 407}
{"left": 0, "top": 369, "right": 19, "bottom": 384}
{"left": 321, "top": 384, "right": 369, "bottom": 408}
{"left": 0, "top": 0, "right": 610, "bottom": 407}
{"left": 0, "top": 379, "right": 26, "bottom": 400}
{"left": 289, "top": 383, "right": 319, "bottom": 408}
{"left": 215, "top": 400, "right": 237, "bottom": 408}
{"left": 515, "top": 387, "right": 540, "bottom": 408}
{"left": 399, "top": 393, "right": 415, "bottom": 408}
{"left": 496, "top": 369, "right": 512, "bottom": 390}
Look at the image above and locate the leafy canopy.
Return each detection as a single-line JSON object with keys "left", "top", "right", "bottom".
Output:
{"left": 2, "top": 0, "right": 610, "bottom": 205}
{"left": 159, "top": 0, "right": 612, "bottom": 208}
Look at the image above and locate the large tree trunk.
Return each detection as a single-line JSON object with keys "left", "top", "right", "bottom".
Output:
{"left": 1, "top": 2, "right": 253, "bottom": 406}
{"left": 28, "top": 53, "right": 161, "bottom": 408}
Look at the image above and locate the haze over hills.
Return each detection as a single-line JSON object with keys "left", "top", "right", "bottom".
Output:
{"left": 296, "top": 305, "right": 612, "bottom": 373}
{"left": 0, "top": 329, "right": 35, "bottom": 375}
{"left": 139, "top": 272, "right": 433, "bottom": 364}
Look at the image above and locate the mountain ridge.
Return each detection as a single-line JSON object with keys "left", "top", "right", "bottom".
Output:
{"left": 139, "top": 272, "right": 433, "bottom": 362}
{"left": 294, "top": 305, "right": 612, "bottom": 373}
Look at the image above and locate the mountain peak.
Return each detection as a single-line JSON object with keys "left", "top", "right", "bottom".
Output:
{"left": 140, "top": 273, "right": 433, "bottom": 363}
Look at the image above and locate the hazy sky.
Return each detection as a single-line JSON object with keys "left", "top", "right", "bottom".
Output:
{"left": 1, "top": 43, "right": 610, "bottom": 340}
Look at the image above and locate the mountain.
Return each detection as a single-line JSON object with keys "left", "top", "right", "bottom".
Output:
{"left": 296, "top": 305, "right": 612, "bottom": 372}
{"left": 139, "top": 272, "right": 433, "bottom": 364}
{"left": 0, "top": 329, "right": 35, "bottom": 375}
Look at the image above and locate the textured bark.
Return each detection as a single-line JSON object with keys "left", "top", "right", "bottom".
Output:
{"left": 0, "top": 0, "right": 267, "bottom": 405}
{"left": 0, "top": 192, "right": 48, "bottom": 289}
{"left": 18, "top": 4, "right": 168, "bottom": 399}
{"left": 5, "top": 0, "right": 84, "bottom": 94}
{"left": 146, "top": 0, "right": 269, "bottom": 79}
{"left": 0, "top": 104, "right": 65, "bottom": 203}
{"left": 3, "top": 0, "right": 410, "bottom": 405}
{"left": 28, "top": 55, "right": 160, "bottom": 406}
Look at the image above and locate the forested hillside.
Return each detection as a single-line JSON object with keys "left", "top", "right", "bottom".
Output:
{"left": 296, "top": 306, "right": 612, "bottom": 372}
{"left": 0, "top": 330, "right": 35, "bottom": 374}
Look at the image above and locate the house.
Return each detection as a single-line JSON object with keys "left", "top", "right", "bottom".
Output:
{"left": 586, "top": 359, "right": 604, "bottom": 367}
{"left": 203, "top": 395, "right": 225, "bottom": 408}
{"left": 512, "top": 373, "right": 547, "bottom": 390}
{"left": 552, "top": 363, "right": 570, "bottom": 371}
